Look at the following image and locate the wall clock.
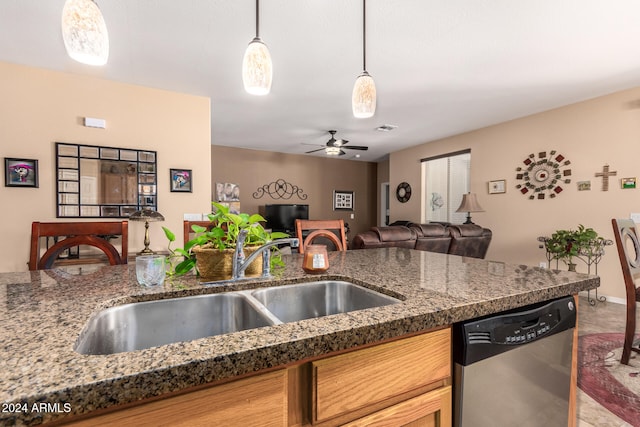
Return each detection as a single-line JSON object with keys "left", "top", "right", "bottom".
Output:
{"left": 396, "top": 182, "right": 412, "bottom": 203}
{"left": 515, "top": 151, "right": 571, "bottom": 200}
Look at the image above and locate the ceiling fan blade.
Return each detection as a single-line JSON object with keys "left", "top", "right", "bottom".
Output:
{"left": 342, "top": 145, "right": 369, "bottom": 151}
{"left": 301, "top": 142, "right": 323, "bottom": 147}
{"left": 339, "top": 149, "right": 346, "bottom": 156}
{"left": 305, "top": 148, "right": 325, "bottom": 154}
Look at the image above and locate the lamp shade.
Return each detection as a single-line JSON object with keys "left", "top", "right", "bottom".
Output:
{"left": 456, "top": 193, "right": 484, "bottom": 213}
{"left": 61, "top": 0, "right": 109, "bottom": 66}
{"left": 242, "top": 37, "right": 272, "bottom": 95}
{"left": 129, "top": 208, "right": 165, "bottom": 222}
{"left": 352, "top": 72, "right": 377, "bottom": 119}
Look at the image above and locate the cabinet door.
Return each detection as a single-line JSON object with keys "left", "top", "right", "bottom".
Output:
{"left": 312, "top": 328, "right": 451, "bottom": 423}
{"left": 64, "top": 369, "right": 288, "bottom": 427}
{"left": 343, "top": 386, "right": 452, "bottom": 427}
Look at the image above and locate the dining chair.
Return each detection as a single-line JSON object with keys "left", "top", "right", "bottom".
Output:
{"left": 29, "top": 221, "right": 128, "bottom": 270}
{"left": 183, "top": 220, "right": 215, "bottom": 247}
{"left": 294, "top": 219, "right": 347, "bottom": 254}
{"left": 611, "top": 218, "right": 640, "bottom": 365}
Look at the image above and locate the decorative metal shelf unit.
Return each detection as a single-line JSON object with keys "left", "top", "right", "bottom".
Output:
{"left": 537, "top": 236, "right": 613, "bottom": 306}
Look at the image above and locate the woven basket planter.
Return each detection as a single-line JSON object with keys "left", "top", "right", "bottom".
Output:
{"left": 192, "top": 245, "right": 262, "bottom": 280}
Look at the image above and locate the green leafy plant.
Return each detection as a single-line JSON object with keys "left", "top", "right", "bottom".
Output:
{"left": 162, "top": 201, "right": 289, "bottom": 276}
{"left": 544, "top": 225, "right": 603, "bottom": 268}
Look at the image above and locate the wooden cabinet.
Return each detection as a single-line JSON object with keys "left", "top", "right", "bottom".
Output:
{"left": 312, "top": 329, "right": 451, "bottom": 425}
{"left": 61, "top": 328, "right": 451, "bottom": 427}
{"left": 101, "top": 173, "right": 137, "bottom": 204}
{"left": 64, "top": 370, "right": 288, "bottom": 427}
{"left": 343, "top": 386, "right": 452, "bottom": 427}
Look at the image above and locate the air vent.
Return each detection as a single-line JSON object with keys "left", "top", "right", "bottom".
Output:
{"left": 467, "top": 331, "right": 491, "bottom": 344}
{"left": 376, "top": 124, "right": 398, "bottom": 132}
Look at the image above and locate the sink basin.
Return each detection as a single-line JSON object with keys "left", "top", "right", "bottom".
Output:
{"left": 250, "top": 280, "right": 400, "bottom": 323}
{"left": 75, "top": 293, "right": 274, "bottom": 355}
{"left": 75, "top": 280, "right": 401, "bottom": 355}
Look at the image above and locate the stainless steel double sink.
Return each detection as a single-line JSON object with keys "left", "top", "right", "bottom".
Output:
{"left": 75, "top": 280, "right": 401, "bottom": 355}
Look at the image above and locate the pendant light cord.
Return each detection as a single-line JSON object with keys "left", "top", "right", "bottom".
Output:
{"left": 362, "top": 0, "right": 367, "bottom": 71}
{"left": 256, "top": 0, "right": 260, "bottom": 38}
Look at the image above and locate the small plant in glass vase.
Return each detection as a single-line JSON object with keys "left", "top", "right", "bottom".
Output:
{"left": 162, "top": 202, "right": 289, "bottom": 278}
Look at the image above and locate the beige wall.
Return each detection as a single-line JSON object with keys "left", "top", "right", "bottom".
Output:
{"left": 390, "top": 86, "right": 640, "bottom": 300}
{"left": 0, "top": 62, "right": 212, "bottom": 272}
{"left": 210, "top": 146, "right": 377, "bottom": 240}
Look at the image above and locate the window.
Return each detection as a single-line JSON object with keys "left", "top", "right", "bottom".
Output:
{"left": 421, "top": 149, "right": 470, "bottom": 224}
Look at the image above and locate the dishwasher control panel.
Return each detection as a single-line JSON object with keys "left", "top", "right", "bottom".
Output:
{"left": 453, "top": 295, "right": 576, "bottom": 365}
{"left": 496, "top": 311, "right": 557, "bottom": 344}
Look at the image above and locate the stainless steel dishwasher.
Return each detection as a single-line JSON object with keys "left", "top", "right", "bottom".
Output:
{"left": 453, "top": 295, "right": 576, "bottom": 427}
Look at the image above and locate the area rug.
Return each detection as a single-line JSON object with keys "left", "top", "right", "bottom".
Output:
{"left": 578, "top": 333, "right": 640, "bottom": 426}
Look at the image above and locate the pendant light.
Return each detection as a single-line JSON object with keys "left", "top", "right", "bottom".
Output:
{"left": 242, "top": 0, "right": 273, "bottom": 95}
{"left": 352, "top": 0, "right": 376, "bottom": 118}
{"left": 61, "top": 0, "right": 109, "bottom": 66}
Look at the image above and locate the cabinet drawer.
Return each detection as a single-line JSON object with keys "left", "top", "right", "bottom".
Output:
{"left": 312, "top": 328, "right": 451, "bottom": 423}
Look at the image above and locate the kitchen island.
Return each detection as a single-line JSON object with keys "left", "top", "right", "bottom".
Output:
{"left": 0, "top": 248, "right": 598, "bottom": 426}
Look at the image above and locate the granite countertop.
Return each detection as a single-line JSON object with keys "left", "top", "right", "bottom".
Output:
{"left": 0, "top": 248, "right": 599, "bottom": 425}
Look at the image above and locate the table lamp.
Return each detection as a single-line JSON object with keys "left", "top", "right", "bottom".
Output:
{"left": 129, "top": 208, "right": 165, "bottom": 254}
{"left": 456, "top": 193, "right": 484, "bottom": 224}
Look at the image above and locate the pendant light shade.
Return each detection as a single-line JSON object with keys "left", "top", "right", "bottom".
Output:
{"left": 243, "top": 0, "right": 272, "bottom": 95}
{"left": 242, "top": 37, "right": 272, "bottom": 95}
{"left": 352, "top": 0, "right": 376, "bottom": 118}
{"left": 352, "top": 71, "right": 377, "bottom": 118}
{"left": 61, "top": 0, "right": 109, "bottom": 66}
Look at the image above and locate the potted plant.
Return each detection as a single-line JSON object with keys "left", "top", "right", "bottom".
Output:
{"left": 544, "top": 225, "right": 602, "bottom": 271}
{"left": 162, "top": 202, "right": 289, "bottom": 278}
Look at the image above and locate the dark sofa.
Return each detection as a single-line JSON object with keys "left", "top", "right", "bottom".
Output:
{"left": 351, "top": 222, "right": 492, "bottom": 259}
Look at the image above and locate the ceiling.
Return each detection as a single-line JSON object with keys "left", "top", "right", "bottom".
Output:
{"left": 2, "top": 1, "right": 640, "bottom": 162}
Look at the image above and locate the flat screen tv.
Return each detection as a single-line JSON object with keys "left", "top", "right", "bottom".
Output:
{"left": 264, "top": 204, "right": 309, "bottom": 233}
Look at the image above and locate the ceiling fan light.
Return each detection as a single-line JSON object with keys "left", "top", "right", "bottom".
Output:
{"left": 325, "top": 147, "right": 341, "bottom": 156}
{"left": 352, "top": 71, "right": 376, "bottom": 118}
{"left": 242, "top": 37, "right": 272, "bottom": 95}
{"left": 61, "top": 0, "right": 109, "bottom": 66}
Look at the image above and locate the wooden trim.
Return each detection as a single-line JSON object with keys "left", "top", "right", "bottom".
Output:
{"left": 568, "top": 295, "right": 579, "bottom": 427}
{"left": 420, "top": 148, "right": 471, "bottom": 163}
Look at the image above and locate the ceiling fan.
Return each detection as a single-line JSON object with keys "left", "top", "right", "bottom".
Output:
{"left": 304, "top": 130, "right": 369, "bottom": 156}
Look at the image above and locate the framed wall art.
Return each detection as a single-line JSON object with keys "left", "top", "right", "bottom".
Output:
{"left": 621, "top": 177, "right": 636, "bottom": 189}
{"left": 170, "top": 169, "right": 192, "bottom": 192}
{"left": 5, "top": 158, "right": 38, "bottom": 188}
{"left": 488, "top": 179, "right": 506, "bottom": 194}
{"left": 333, "top": 190, "right": 354, "bottom": 211}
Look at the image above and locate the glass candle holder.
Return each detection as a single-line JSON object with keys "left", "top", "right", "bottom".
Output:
{"left": 302, "top": 245, "right": 329, "bottom": 274}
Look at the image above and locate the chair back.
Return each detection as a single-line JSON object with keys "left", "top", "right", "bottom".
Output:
{"left": 295, "top": 219, "right": 347, "bottom": 254}
{"left": 611, "top": 218, "right": 640, "bottom": 364}
{"left": 183, "top": 220, "right": 215, "bottom": 247}
{"left": 612, "top": 219, "right": 640, "bottom": 295}
{"left": 29, "top": 221, "right": 128, "bottom": 270}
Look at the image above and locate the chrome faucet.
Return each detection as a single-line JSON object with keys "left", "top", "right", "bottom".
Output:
{"left": 232, "top": 229, "right": 299, "bottom": 280}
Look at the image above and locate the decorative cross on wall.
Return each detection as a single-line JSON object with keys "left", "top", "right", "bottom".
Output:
{"left": 595, "top": 165, "right": 617, "bottom": 191}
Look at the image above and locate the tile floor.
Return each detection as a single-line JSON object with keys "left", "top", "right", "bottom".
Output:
{"left": 577, "top": 295, "right": 636, "bottom": 427}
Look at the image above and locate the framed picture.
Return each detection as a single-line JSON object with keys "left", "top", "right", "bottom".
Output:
{"left": 5, "top": 158, "right": 38, "bottom": 188}
{"left": 577, "top": 181, "right": 591, "bottom": 191}
{"left": 215, "top": 182, "right": 240, "bottom": 201}
{"left": 170, "top": 168, "right": 192, "bottom": 192}
{"left": 333, "top": 190, "right": 354, "bottom": 211}
{"left": 621, "top": 177, "right": 637, "bottom": 189}
{"left": 488, "top": 179, "right": 506, "bottom": 194}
